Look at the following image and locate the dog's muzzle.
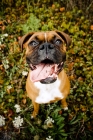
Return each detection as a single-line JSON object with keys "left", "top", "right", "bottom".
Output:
{"left": 29, "top": 59, "right": 64, "bottom": 84}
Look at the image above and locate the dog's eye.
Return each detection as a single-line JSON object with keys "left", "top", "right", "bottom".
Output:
{"left": 55, "top": 39, "right": 62, "bottom": 45}
{"left": 29, "top": 41, "right": 38, "bottom": 47}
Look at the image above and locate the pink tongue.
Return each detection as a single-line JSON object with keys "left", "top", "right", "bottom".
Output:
{"left": 30, "top": 63, "right": 57, "bottom": 82}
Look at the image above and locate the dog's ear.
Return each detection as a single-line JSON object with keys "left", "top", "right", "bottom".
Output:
{"left": 19, "top": 32, "right": 35, "bottom": 51}
{"left": 56, "top": 31, "right": 71, "bottom": 47}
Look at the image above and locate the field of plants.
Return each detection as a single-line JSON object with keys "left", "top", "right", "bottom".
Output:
{"left": 0, "top": 0, "right": 93, "bottom": 139}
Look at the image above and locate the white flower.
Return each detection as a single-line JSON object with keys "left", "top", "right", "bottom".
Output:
{"left": 4, "top": 64, "right": 9, "bottom": 69}
{"left": 22, "top": 71, "right": 28, "bottom": 76}
{"left": 2, "top": 59, "right": 9, "bottom": 70}
{"left": 13, "top": 116, "right": 23, "bottom": 128}
{"left": 14, "top": 104, "right": 21, "bottom": 113}
{"left": 45, "top": 116, "right": 54, "bottom": 125}
{"left": 7, "top": 85, "right": 12, "bottom": 90}
{"left": 44, "top": 116, "right": 54, "bottom": 128}
{"left": 1, "top": 37, "right": 3, "bottom": 41}
{"left": 0, "top": 115, "right": 5, "bottom": 127}
{"left": 46, "top": 136, "right": 53, "bottom": 140}
{"left": 3, "top": 33, "right": 8, "bottom": 37}
{"left": 0, "top": 33, "right": 8, "bottom": 44}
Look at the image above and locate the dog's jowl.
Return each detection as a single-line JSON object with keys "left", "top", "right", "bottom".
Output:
{"left": 19, "top": 31, "right": 71, "bottom": 118}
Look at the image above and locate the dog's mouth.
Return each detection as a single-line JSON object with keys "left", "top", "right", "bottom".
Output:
{"left": 29, "top": 59, "right": 64, "bottom": 84}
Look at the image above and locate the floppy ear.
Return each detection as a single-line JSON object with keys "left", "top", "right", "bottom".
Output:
{"left": 19, "top": 32, "right": 35, "bottom": 51}
{"left": 56, "top": 31, "right": 71, "bottom": 47}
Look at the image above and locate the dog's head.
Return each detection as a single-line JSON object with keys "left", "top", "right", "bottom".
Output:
{"left": 19, "top": 31, "right": 71, "bottom": 84}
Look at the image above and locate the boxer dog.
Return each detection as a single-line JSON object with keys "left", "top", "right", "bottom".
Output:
{"left": 19, "top": 31, "right": 71, "bottom": 118}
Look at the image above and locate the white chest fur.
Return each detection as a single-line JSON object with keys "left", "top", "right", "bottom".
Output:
{"left": 34, "top": 79, "right": 64, "bottom": 104}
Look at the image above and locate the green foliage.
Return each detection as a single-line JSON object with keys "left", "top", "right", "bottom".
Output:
{"left": 21, "top": 14, "right": 41, "bottom": 33}
{"left": 0, "top": 0, "right": 93, "bottom": 140}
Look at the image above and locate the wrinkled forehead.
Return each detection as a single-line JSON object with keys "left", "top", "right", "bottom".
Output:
{"left": 29, "top": 31, "right": 61, "bottom": 42}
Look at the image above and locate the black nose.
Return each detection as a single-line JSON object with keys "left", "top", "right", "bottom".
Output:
{"left": 39, "top": 43, "right": 54, "bottom": 53}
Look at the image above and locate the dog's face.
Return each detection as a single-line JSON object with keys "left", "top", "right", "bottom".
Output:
{"left": 19, "top": 31, "right": 71, "bottom": 84}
